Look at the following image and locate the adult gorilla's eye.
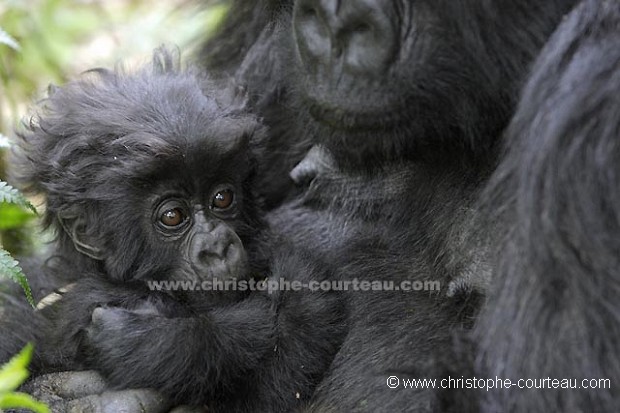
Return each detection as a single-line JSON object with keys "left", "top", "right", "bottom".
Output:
{"left": 211, "top": 189, "right": 235, "bottom": 210}
{"left": 160, "top": 208, "right": 185, "bottom": 227}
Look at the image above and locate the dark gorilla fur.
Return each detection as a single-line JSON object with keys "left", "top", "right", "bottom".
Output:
{"left": 2, "top": 0, "right": 618, "bottom": 412}
{"left": 202, "top": 0, "right": 580, "bottom": 206}
{"left": 476, "top": 1, "right": 620, "bottom": 411}
{"left": 198, "top": 1, "right": 584, "bottom": 412}
{"left": 0, "top": 49, "right": 346, "bottom": 412}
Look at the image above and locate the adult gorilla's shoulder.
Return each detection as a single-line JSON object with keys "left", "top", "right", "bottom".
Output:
{"left": 477, "top": 1, "right": 620, "bottom": 411}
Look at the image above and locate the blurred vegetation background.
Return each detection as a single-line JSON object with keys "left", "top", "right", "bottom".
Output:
{"left": 0, "top": 0, "right": 227, "bottom": 257}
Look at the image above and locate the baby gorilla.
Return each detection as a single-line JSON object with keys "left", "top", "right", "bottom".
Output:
{"left": 5, "top": 49, "right": 345, "bottom": 411}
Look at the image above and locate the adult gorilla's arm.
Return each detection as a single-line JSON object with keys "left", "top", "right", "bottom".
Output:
{"left": 476, "top": 1, "right": 620, "bottom": 411}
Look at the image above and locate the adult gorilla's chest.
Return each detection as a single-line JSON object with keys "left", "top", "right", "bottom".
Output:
{"left": 263, "top": 163, "right": 466, "bottom": 286}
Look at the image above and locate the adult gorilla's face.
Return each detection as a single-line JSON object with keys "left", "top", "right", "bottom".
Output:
{"left": 288, "top": 0, "right": 576, "bottom": 166}
{"left": 292, "top": 0, "right": 435, "bottom": 126}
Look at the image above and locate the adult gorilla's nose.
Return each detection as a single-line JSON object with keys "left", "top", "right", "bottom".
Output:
{"left": 293, "top": 0, "right": 397, "bottom": 75}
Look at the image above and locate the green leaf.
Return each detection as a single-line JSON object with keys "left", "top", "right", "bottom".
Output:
{"left": 0, "top": 27, "right": 20, "bottom": 50}
{"left": 0, "top": 181, "right": 37, "bottom": 214}
{"left": 0, "top": 392, "right": 50, "bottom": 413}
{"left": 0, "top": 203, "right": 36, "bottom": 230}
{"left": 0, "top": 344, "right": 32, "bottom": 393}
{"left": 0, "top": 250, "right": 34, "bottom": 308}
{"left": 0, "top": 345, "right": 49, "bottom": 412}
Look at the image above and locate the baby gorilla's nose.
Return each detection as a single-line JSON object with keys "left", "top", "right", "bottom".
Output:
{"left": 190, "top": 223, "right": 248, "bottom": 280}
{"left": 196, "top": 238, "right": 228, "bottom": 261}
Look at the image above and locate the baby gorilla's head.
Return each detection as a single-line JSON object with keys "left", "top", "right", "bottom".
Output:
{"left": 12, "top": 47, "right": 266, "bottom": 283}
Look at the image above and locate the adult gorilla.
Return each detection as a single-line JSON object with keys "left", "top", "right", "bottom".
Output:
{"left": 197, "top": 1, "right": 577, "bottom": 411}
{"left": 11, "top": 0, "right": 587, "bottom": 412}
{"left": 202, "top": 0, "right": 577, "bottom": 205}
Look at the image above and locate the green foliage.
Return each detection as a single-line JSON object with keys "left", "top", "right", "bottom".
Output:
{"left": 0, "top": 0, "right": 109, "bottom": 133}
{"left": 0, "top": 180, "right": 36, "bottom": 307}
{"left": 0, "top": 0, "right": 228, "bottom": 137}
{"left": 0, "top": 250, "right": 34, "bottom": 308}
{"left": 0, "top": 344, "right": 50, "bottom": 413}
{"left": 0, "top": 181, "right": 36, "bottom": 214}
{"left": 0, "top": 204, "right": 36, "bottom": 231}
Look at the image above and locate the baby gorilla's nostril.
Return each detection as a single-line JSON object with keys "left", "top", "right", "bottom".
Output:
{"left": 198, "top": 249, "right": 218, "bottom": 264}
{"left": 197, "top": 243, "right": 230, "bottom": 263}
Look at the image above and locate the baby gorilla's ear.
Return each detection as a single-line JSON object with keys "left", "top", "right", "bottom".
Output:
{"left": 58, "top": 212, "right": 105, "bottom": 260}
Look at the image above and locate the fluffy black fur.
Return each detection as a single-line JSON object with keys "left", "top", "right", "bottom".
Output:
{"left": 476, "top": 1, "right": 620, "bottom": 411}
{"left": 0, "top": 49, "right": 346, "bottom": 412}
{"left": 198, "top": 1, "right": 581, "bottom": 411}
{"left": 4, "top": 0, "right": 617, "bottom": 412}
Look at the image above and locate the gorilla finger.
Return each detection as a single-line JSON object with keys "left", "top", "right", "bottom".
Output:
{"left": 290, "top": 145, "right": 337, "bottom": 185}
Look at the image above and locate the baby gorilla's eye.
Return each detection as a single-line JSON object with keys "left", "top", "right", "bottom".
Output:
{"left": 211, "top": 189, "right": 235, "bottom": 210}
{"left": 160, "top": 208, "right": 186, "bottom": 227}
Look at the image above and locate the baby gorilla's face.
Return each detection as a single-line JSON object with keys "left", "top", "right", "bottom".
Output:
{"left": 15, "top": 48, "right": 266, "bottom": 283}
{"left": 150, "top": 183, "right": 249, "bottom": 282}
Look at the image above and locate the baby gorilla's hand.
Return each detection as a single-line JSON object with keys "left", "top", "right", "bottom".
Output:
{"left": 86, "top": 304, "right": 177, "bottom": 391}
{"left": 86, "top": 294, "right": 277, "bottom": 405}
{"left": 89, "top": 302, "right": 163, "bottom": 353}
{"left": 89, "top": 301, "right": 163, "bottom": 352}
